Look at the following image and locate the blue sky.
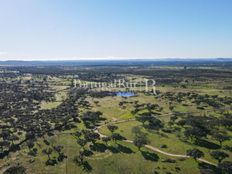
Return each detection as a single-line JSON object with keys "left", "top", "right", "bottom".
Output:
{"left": 0, "top": 0, "right": 232, "bottom": 60}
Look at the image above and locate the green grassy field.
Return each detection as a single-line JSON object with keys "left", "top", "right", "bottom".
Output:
{"left": 2, "top": 132, "right": 205, "bottom": 174}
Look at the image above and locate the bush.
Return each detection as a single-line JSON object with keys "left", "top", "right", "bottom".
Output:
{"left": 4, "top": 166, "right": 26, "bottom": 174}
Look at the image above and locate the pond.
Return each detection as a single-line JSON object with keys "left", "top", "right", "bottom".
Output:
{"left": 116, "top": 92, "right": 135, "bottom": 97}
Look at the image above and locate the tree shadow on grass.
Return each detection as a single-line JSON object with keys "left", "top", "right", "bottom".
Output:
{"left": 117, "top": 144, "right": 134, "bottom": 154}
{"left": 141, "top": 151, "right": 159, "bottom": 162}
{"left": 107, "top": 145, "right": 120, "bottom": 154}
{"left": 0, "top": 151, "right": 9, "bottom": 159}
{"left": 83, "top": 149, "right": 94, "bottom": 157}
{"left": 198, "top": 161, "right": 218, "bottom": 174}
{"left": 90, "top": 143, "right": 108, "bottom": 152}
{"left": 107, "top": 143, "right": 134, "bottom": 154}
{"left": 82, "top": 161, "right": 92, "bottom": 173}
{"left": 194, "top": 139, "right": 220, "bottom": 150}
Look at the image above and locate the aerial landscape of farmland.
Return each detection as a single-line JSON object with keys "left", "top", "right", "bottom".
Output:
{"left": 1, "top": 0, "right": 232, "bottom": 173}
{"left": 0, "top": 60, "right": 231, "bottom": 174}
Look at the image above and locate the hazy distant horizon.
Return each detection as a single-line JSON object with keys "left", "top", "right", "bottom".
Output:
{"left": 0, "top": 57, "right": 232, "bottom": 61}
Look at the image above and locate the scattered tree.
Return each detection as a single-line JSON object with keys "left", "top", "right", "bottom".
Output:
{"left": 212, "top": 133, "right": 230, "bottom": 147}
{"left": 210, "top": 150, "right": 229, "bottom": 164}
{"left": 186, "top": 148, "right": 204, "bottom": 161}
{"left": 218, "top": 161, "right": 232, "bottom": 174}
{"left": 107, "top": 125, "right": 118, "bottom": 134}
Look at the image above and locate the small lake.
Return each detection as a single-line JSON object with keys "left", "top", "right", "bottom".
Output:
{"left": 116, "top": 92, "right": 135, "bottom": 97}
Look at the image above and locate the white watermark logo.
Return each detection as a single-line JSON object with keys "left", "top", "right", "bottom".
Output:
{"left": 73, "top": 78, "right": 157, "bottom": 95}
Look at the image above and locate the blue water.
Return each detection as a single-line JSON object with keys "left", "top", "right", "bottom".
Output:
{"left": 116, "top": 92, "right": 135, "bottom": 97}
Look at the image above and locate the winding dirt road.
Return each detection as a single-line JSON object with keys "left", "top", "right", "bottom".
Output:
{"left": 95, "top": 117, "right": 216, "bottom": 166}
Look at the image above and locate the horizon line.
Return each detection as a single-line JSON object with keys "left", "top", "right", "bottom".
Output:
{"left": 0, "top": 57, "right": 232, "bottom": 61}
